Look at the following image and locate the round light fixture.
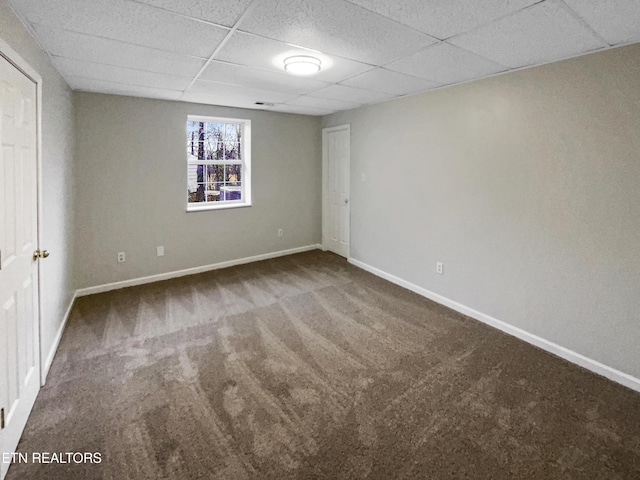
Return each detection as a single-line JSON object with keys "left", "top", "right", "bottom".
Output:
{"left": 283, "top": 55, "right": 321, "bottom": 76}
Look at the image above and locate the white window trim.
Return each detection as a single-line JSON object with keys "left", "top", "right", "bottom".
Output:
{"left": 186, "top": 115, "right": 251, "bottom": 212}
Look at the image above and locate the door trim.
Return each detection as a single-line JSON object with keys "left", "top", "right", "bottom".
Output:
{"left": 0, "top": 37, "right": 44, "bottom": 386}
{"left": 321, "top": 124, "right": 350, "bottom": 258}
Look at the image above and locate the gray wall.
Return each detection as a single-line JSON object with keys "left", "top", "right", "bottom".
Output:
{"left": 74, "top": 93, "right": 322, "bottom": 288}
{"left": 0, "top": 1, "right": 76, "bottom": 369}
{"left": 324, "top": 44, "right": 640, "bottom": 379}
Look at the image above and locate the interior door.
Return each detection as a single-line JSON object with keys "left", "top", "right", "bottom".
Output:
{"left": 322, "top": 125, "right": 350, "bottom": 257}
{"left": 0, "top": 52, "right": 41, "bottom": 480}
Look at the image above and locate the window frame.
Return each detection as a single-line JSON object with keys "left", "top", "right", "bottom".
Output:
{"left": 186, "top": 114, "right": 252, "bottom": 212}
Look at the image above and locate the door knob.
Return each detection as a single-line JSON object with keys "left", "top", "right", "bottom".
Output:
{"left": 33, "top": 250, "right": 50, "bottom": 261}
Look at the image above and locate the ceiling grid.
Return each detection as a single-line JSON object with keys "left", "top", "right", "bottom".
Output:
{"left": 7, "top": 0, "right": 640, "bottom": 115}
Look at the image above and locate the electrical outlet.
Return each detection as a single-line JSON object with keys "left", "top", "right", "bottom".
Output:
{"left": 278, "top": 229, "right": 283, "bottom": 238}
{"left": 118, "top": 252, "right": 125, "bottom": 263}
{"left": 436, "top": 262, "right": 444, "bottom": 275}
{"left": 157, "top": 246, "right": 164, "bottom": 257}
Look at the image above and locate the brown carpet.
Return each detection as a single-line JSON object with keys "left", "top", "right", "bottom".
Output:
{"left": 7, "top": 250, "right": 640, "bottom": 479}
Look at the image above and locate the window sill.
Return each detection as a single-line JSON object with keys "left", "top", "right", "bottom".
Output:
{"left": 186, "top": 202, "right": 252, "bottom": 212}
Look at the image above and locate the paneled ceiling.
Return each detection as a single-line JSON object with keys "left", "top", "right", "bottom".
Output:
{"left": 7, "top": 0, "right": 640, "bottom": 116}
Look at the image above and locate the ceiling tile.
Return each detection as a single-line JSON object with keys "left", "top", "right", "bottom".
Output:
{"left": 187, "top": 80, "right": 299, "bottom": 105}
{"left": 286, "top": 96, "right": 362, "bottom": 111}
{"left": 385, "top": 42, "right": 506, "bottom": 85}
{"left": 348, "top": 0, "right": 539, "bottom": 39}
{"left": 32, "top": 24, "right": 207, "bottom": 77}
{"left": 449, "top": 0, "right": 607, "bottom": 69}
{"left": 11, "top": 0, "right": 228, "bottom": 58}
{"left": 309, "top": 84, "right": 396, "bottom": 104}
{"left": 180, "top": 91, "right": 256, "bottom": 109}
{"left": 52, "top": 58, "right": 193, "bottom": 91}
{"left": 341, "top": 68, "right": 440, "bottom": 95}
{"left": 132, "top": 0, "right": 253, "bottom": 27}
{"left": 562, "top": 0, "right": 640, "bottom": 46}
{"left": 67, "top": 76, "right": 183, "bottom": 101}
{"left": 238, "top": 0, "right": 437, "bottom": 65}
{"left": 180, "top": 91, "right": 294, "bottom": 111}
{"left": 199, "top": 61, "right": 331, "bottom": 95}
{"left": 215, "top": 32, "right": 374, "bottom": 83}
{"left": 270, "top": 104, "right": 334, "bottom": 116}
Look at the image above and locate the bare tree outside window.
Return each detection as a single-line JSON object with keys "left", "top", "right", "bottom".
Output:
{"left": 186, "top": 116, "right": 251, "bottom": 211}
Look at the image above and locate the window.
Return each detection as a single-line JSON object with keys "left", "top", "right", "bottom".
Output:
{"left": 186, "top": 115, "right": 251, "bottom": 211}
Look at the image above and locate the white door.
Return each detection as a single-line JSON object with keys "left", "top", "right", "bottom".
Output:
{"left": 322, "top": 125, "right": 350, "bottom": 257}
{"left": 0, "top": 52, "right": 41, "bottom": 480}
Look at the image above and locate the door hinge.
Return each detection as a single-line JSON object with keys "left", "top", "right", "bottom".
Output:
{"left": 1, "top": 407, "right": 4, "bottom": 429}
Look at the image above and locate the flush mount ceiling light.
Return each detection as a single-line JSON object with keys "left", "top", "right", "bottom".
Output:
{"left": 283, "top": 55, "right": 321, "bottom": 76}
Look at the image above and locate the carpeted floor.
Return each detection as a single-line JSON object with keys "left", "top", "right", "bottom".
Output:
{"left": 7, "top": 250, "right": 640, "bottom": 479}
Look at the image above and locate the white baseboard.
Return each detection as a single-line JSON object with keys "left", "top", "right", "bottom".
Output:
{"left": 42, "top": 290, "right": 76, "bottom": 385}
{"left": 76, "top": 244, "right": 323, "bottom": 297}
{"left": 349, "top": 257, "right": 640, "bottom": 394}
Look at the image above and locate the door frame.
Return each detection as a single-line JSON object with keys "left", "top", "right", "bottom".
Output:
{"left": 321, "top": 124, "right": 350, "bottom": 258}
{"left": 0, "top": 37, "right": 44, "bottom": 386}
